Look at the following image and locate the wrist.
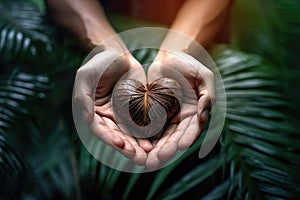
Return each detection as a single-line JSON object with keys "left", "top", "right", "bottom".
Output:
{"left": 154, "top": 30, "right": 203, "bottom": 62}
{"left": 152, "top": 50, "right": 179, "bottom": 69}
{"left": 89, "top": 35, "right": 130, "bottom": 58}
{"left": 46, "top": 0, "right": 118, "bottom": 51}
{"left": 153, "top": 49, "right": 186, "bottom": 65}
{"left": 154, "top": 37, "right": 206, "bottom": 65}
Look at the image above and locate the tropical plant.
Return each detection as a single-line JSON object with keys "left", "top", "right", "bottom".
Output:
{"left": 0, "top": 0, "right": 300, "bottom": 199}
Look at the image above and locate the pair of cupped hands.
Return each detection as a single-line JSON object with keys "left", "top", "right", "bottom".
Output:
{"left": 73, "top": 43, "right": 215, "bottom": 169}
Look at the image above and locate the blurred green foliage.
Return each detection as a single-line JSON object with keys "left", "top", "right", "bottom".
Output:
{"left": 0, "top": 0, "right": 300, "bottom": 199}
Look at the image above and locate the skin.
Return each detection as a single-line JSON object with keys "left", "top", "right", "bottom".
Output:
{"left": 47, "top": 0, "right": 232, "bottom": 168}
{"left": 73, "top": 49, "right": 152, "bottom": 165}
{"left": 146, "top": 51, "right": 215, "bottom": 168}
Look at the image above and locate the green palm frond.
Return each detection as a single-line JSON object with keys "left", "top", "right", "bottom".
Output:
{"left": 212, "top": 47, "right": 299, "bottom": 199}
{"left": 1, "top": 0, "right": 300, "bottom": 199}
{"left": 0, "top": 68, "right": 50, "bottom": 199}
{"left": 231, "top": 0, "right": 300, "bottom": 67}
{"left": 140, "top": 46, "right": 300, "bottom": 200}
{"left": 23, "top": 128, "right": 79, "bottom": 200}
{"left": 0, "top": 0, "right": 52, "bottom": 63}
{"left": 0, "top": 1, "right": 83, "bottom": 199}
{"left": 219, "top": 47, "right": 300, "bottom": 199}
{"left": 0, "top": 133, "right": 25, "bottom": 200}
{"left": 0, "top": 69, "right": 49, "bottom": 140}
{"left": 73, "top": 19, "right": 300, "bottom": 200}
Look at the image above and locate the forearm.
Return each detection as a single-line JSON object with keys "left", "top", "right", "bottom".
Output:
{"left": 46, "top": 0, "right": 117, "bottom": 51}
{"left": 158, "top": 0, "right": 232, "bottom": 58}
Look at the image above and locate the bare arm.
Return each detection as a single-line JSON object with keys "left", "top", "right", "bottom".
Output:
{"left": 145, "top": 0, "right": 232, "bottom": 168}
{"left": 46, "top": 0, "right": 117, "bottom": 51}
{"left": 172, "top": 0, "right": 232, "bottom": 46}
{"left": 157, "top": 0, "right": 232, "bottom": 58}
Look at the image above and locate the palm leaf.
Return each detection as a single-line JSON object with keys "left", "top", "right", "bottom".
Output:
{"left": 75, "top": 34, "right": 300, "bottom": 200}
{"left": 145, "top": 133, "right": 207, "bottom": 200}
{"left": 23, "top": 127, "right": 79, "bottom": 200}
{"left": 231, "top": 0, "right": 300, "bottom": 67}
{"left": 1, "top": 0, "right": 299, "bottom": 199}
{"left": 0, "top": 0, "right": 52, "bottom": 63}
{"left": 158, "top": 155, "right": 227, "bottom": 200}
{"left": 216, "top": 47, "right": 300, "bottom": 199}
{"left": 152, "top": 46, "right": 300, "bottom": 199}
{"left": 0, "top": 69, "right": 49, "bottom": 143}
{"left": 0, "top": 68, "right": 50, "bottom": 199}
{"left": 0, "top": 132, "right": 25, "bottom": 200}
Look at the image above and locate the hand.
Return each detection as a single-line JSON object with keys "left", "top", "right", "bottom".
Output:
{"left": 73, "top": 49, "right": 152, "bottom": 165}
{"left": 145, "top": 51, "right": 215, "bottom": 169}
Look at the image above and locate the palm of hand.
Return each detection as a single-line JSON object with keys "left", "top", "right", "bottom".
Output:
{"left": 77, "top": 50, "right": 213, "bottom": 169}
{"left": 145, "top": 52, "right": 214, "bottom": 169}
{"left": 87, "top": 53, "right": 151, "bottom": 165}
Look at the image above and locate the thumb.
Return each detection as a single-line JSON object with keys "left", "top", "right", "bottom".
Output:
{"left": 197, "top": 92, "right": 211, "bottom": 123}
{"left": 73, "top": 94, "right": 94, "bottom": 123}
{"left": 72, "top": 50, "right": 121, "bottom": 122}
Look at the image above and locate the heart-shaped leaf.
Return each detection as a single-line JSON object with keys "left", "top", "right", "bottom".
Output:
{"left": 112, "top": 78, "right": 182, "bottom": 137}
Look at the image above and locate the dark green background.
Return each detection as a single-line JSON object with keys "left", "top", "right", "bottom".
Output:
{"left": 0, "top": 0, "right": 300, "bottom": 199}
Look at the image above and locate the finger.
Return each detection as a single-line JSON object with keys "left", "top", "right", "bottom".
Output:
{"left": 73, "top": 94, "right": 94, "bottom": 123}
{"left": 121, "top": 134, "right": 147, "bottom": 164}
{"left": 196, "top": 66, "right": 215, "bottom": 120}
{"left": 200, "top": 108, "right": 210, "bottom": 123}
{"left": 146, "top": 150, "right": 161, "bottom": 170}
{"left": 73, "top": 51, "right": 120, "bottom": 121}
{"left": 145, "top": 124, "right": 177, "bottom": 169}
{"left": 106, "top": 120, "right": 148, "bottom": 164}
{"left": 170, "top": 103, "right": 197, "bottom": 124}
{"left": 90, "top": 114, "right": 125, "bottom": 148}
{"left": 132, "top": 147, "right": 147, "bottom": 166}
{"left": 157, "top": 141, "right": 178, "bottom": 162}
{"left": 136, "top": 138, "right": 153, "bottom": 152}
{"left": 95, "top": 102, "right": 114, "bottom": 120}
{"left": 165, "top": 117, "right": 190, "bottom": 143}
{"left": 158, "top": 119, "right": 190, "bottom": 161}
{"left": 117, "top": 143, "right": 136, "bottom": 159}
{"left": 103, "top": 117, "right": 141, "bottom": 156}
{"left": 73, "top": 69, "right": 95, "bottom": 123}
{"left": 197, "top": 92, "right": 212, "bottom": 123}
{"left": 199, "top": 71, "right": 215, "bottom": 106}
{"left": 74, "top": 50, "right": 121, "bottom": 96}
{"left": 179, "top": 53, "right": 215, "bottom": 114}
{"left": 152, "top": 124, "right": 177, "bottom": 148}
{"left": 178, "top": 115, "right": 201, "bottom": 150}
{"left": 181, "top": 52, "right": 215, "bottom": 102}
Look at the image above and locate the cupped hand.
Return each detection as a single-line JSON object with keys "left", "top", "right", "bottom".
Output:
{"left": 145, "top": 51, "right": 215, "bottom": 169}
{"left": 73, "top": 49, "right": 152, "bottom": 165}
